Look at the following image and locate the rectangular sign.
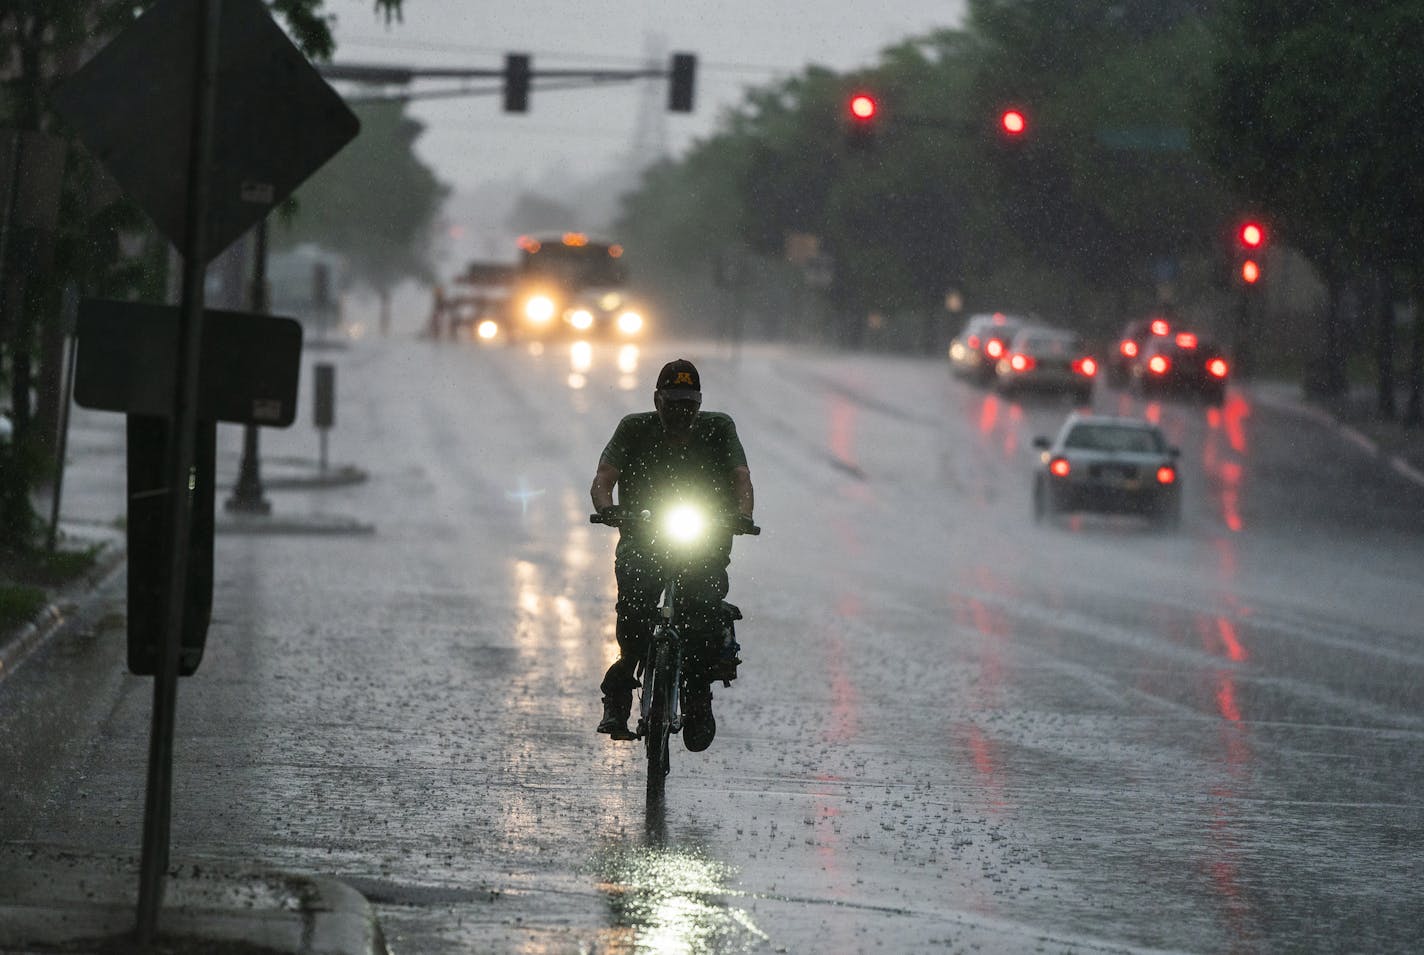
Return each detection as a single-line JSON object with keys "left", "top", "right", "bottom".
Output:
{"left": 75, "top": 299, "right": 303, "bottom": 426}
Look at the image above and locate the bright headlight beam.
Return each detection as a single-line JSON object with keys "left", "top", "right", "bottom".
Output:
{"left": 570, "top": 309, "right": 594, "bottom": 330}
{"left": 525, "top": 295, "right": 555, "bottom": 323}
{"left": 664, "top": 505, "right": 705, "bottom": 543}
{"left": 617, "top": 311, "right": 644, "bottom": 334}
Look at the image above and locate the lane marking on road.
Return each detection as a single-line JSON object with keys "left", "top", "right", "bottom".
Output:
{"left": 1390, "top": 456, "right": 1424, "bottom": 489}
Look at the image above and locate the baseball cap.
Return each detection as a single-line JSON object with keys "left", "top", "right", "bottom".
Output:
{"left": 655, "top": 358, "right": 701, "bottom": 400}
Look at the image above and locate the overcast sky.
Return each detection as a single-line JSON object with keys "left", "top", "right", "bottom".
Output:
{"left": 327, "top": 0, "right": 969, "bottom": 199}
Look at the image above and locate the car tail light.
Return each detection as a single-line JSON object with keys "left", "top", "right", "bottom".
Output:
{"left": 1120, "top": 340, "right": 1138, "bottom": 358}
{"left": 1156, "top": 465, "right": 1176, "bottom": 484}
{"left": 1207, "top": 358, "right": 1229, "bottom": 378}
{"left": 1151, "top": 319, "right": 1170, "bottom": 336}
{"left": 1148, "top": 355, "right": 1170, "bottom": 374}
{"left": 968, "top": 335, "right": 980, "bottom": 349}
{"left": 1074, "top": 357, "right": 1098, "bottom": 376}
{"left": 1010, "top": 353, "right": 1034, "bottom": 372}
{"left": 1049, "top": 457, "right": 1071, "bottom": 478}
{"left": 985, "top": 339, "right": 1006, "bottom": 359}
{"left": 1175, "top": 332, "right": 1197, "bottom": 349}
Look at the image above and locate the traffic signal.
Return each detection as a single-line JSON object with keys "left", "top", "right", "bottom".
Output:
{"left": 1235, "top": 218, "right": 1267, "bottom": 285}
{"left": 504, "top": 53, "right": 530, "bottom": 113}
{"left": 1000, "top": 107, "right": 1027, "bottom": 136}
{"left": 845, "top": 92, "right": 879, "bottom": 151}
{"left": 668, "top": 53, "right": 696, "bottom": 112}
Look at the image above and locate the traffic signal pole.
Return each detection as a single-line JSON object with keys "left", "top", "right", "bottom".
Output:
{"left": 136, "top": 0, "right": 221, "bottom": 941}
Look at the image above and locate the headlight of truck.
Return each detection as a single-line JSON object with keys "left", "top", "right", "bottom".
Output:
{"left": 525, "top": 295, "right": 555, "bottom": 323}
{"left": 617, "top": 311, "right": 643, "bottom": 335}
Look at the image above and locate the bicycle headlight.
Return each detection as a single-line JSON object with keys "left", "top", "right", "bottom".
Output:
{"left": 663, "top": 505, "right": 706, "bottom": 544}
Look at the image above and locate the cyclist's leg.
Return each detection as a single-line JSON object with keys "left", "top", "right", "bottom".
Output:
{"left": 676, "top": 538, "right": 732, "bottom": 752}
{"left": 599, "top": 544, "right": 665, "bottom": 736}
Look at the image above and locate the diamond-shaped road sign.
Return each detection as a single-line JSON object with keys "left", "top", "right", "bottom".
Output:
{"left": 52, "top": 0, "right": 359, "bottom": 261}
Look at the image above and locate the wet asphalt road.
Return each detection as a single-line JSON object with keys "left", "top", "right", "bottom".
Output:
{"left": 3, "top": 336, "right": 1423, "bottom": 953}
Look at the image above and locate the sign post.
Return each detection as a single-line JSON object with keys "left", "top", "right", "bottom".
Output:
{"left": 53, "top": 0, "right": 360, "bottom": 941}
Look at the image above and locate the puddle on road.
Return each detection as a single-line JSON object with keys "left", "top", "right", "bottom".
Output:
{"left": 589, "top": 814, "right": 768, "bottom": 955}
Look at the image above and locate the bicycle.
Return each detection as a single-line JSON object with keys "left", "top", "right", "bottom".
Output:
{"left": 591, "top": 503, "right": 760, "bottom": 800}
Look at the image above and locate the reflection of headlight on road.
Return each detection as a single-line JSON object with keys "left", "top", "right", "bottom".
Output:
{"left": 663, "top": 505, "right": 706, "bottom": 543}
{"left": 617, "top": 311, "right": 643, "bottom": 334}
{"left": 525, "top": 296, "right": 555, "bottom": 323}
{"left": 477, "top": 320, "right": 498, "bottom": 340}
{"left": 618, "top": 344, "right": 639, "bottom": 374}
{"left": 569, "top": 309, "right": 594, "bottom": 331}
{"left": 570, "top": 340, "right": 593, "bottom": 372}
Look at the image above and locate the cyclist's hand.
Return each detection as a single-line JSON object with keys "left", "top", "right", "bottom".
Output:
{"left": 598, "top": 504, "right": 628, "bottom": 524}
{"left": 733, "top": 514, "right": 759, "bottom": 535}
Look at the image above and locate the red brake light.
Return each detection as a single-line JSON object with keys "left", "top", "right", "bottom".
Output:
{"left": 968, "top": 335, "right": 980, "bottom": 349}
{"left": 1148, "top": 355, "right": 1170, "bottom": 374}
{"left": 1156, "top": 465, "right": 1176, "bottom": 485}
{"left": 1010, "top": 353, "right": 1034, "bottom": 372}
{"left": 1049, "top": 457, "right": 1071, "bottom": 478}
{"left": 1175, "top": 333, "right": 1197, "bottom": 349}
{"left": 1150, "top": 319, "right": 1170, "bottom": 336}
{"left": 985, "top": 339, "right": 1006, "bottom": 359}
{"left": 1208, "top": 358, "right": 1229, "bottom": 378}
{"left": 1075, "top": 357, "right": 1098, "bottom": 376}
{"left": 1120, "top": 340, "right": 1138, "bottom": 358}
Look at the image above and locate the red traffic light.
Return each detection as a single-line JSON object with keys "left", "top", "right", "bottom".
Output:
{"left": 1001, "top": 109, "right": 1026, "bottom": 135}
{"left": 849, "top": 93, "right": 877, "bottom": 121}
{"left": 1241, "top": 259, "right": 1260, "bottom": 284}
{"left": 1239, "top": 222, "right": 1265, "bottom": 248}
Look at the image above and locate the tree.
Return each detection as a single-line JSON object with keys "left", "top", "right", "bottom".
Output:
{"left": 272, "top": 100, "right": 448, "bottom": 333}
{"left": 0, "top": 0, "right": 405, "bottom": 551}
{"left": 1198, "top": 1, "right": 1424, "bottom": 407}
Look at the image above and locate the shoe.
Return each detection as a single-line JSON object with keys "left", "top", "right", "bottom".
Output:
{"left": 681, "top": 686, "right": 715, "bottom": 752}
{"left": 597, "top": 698, "right": 636, "bottom": 741}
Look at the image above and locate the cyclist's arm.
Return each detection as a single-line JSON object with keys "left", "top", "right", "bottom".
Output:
{"left": 591, "top": 460, "right": 620, "bottom": 512}
{"left": 731, "top": 465, "right": 754, "bottom": 518}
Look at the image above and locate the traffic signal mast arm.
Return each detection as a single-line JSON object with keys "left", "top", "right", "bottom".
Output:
{"left": 319, "top": 54, "right": 696, "bottom": 111}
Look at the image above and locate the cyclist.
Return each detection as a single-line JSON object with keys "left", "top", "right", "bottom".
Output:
{"left": 590, "top": 358, "right": 755, "bottom": 751}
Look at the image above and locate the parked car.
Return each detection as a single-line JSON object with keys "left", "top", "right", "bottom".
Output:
{"left": 994, "top": 327, "right": 1098, "bottom": 403}
{"left": 948, "top": 312, "right": 1027, "bottom": 383}
{"left": 1107, "top": 317, "right": 1173, "bottom": 387}
{"left": 1032, "top": 414, "right": 1182, "bottom": 528}
{"left": 1133, "top": 331, "right": 1230, "bottom": 405}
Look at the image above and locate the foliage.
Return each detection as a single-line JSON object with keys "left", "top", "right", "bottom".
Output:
{"left": 0, "top": 583, "right": 46, "bottom": 634}
{"left": 272, "top": 100, "right": 448, "bottom": 297}
{"left": 617, "top": 8, "right": 1235, "bottom": 343}
{"left": 0, "top": 0, "right": 406, "bottom": 551}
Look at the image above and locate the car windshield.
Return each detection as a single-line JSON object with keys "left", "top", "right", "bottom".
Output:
{"left": 1063, "top": 424, "right": 1164, "bottom": 454}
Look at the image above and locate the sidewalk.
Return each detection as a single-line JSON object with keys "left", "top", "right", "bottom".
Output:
{"left": 2, "top": 435, "right": 384, "bottom": 953}
{"left": 1250, "top": 380, "right": 1424, "bottom": 488}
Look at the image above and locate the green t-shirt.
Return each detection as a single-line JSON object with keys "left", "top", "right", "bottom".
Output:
{"left": 600, "top": 411, "right": 748, "bottom": 516}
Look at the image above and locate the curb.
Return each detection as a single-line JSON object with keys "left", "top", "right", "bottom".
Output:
{"left": 0, "top": 847, "right": 387, "bottom": 955}
{"left": 0, "top": 546, "right": 126, "bottom": 685}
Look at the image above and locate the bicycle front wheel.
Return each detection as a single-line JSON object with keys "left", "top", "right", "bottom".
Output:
{"left": 644, "top": 643, "right": 673, "bottom": 800}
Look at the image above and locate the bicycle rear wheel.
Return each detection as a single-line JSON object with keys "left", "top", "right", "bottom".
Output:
{"left": 644, "top": 643, "right": 673, "bottom": 801}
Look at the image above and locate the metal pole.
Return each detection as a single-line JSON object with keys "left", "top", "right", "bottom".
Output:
{"left": 44, "top": 330, "right": 77, "bottom": 552}
{"left": 136, "top": 0, "right": 222, "bottom": 941}
{"left": 225, "top": 217, "right": 271, "bottom": 514}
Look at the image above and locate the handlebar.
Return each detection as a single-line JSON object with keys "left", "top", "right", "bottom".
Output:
{"left": 590, "top": 510, "right": 761, "bottom": 536}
